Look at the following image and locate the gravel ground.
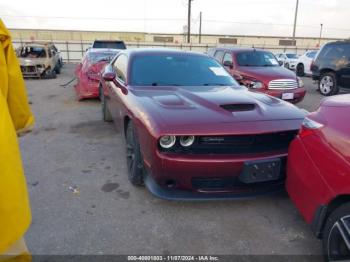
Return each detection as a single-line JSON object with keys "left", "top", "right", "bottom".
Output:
{"left": 19, "top": 63, "right": 348, "bottom": 256}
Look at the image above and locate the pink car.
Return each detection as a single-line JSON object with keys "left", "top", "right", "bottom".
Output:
{"left": 74, "top": 49, "right": 119, "bottom": 100}
{"left": 287, "top": 94, "right": 350, "bottom": 260}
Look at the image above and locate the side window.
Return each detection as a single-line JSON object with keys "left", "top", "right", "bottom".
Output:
{"left": 207, "top": 49, "right": 215, "bottom": 57}
{"left": 213, "top": 50, "right": 224, "bottom": 63}
{"left": 113, "top": 54, "right": 128, "bottom": 82}
{"left": 223, "top": 52, "right": 233, "bottom": 65}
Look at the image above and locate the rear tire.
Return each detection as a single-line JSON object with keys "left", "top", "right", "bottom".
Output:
{"left": 323, "top": 202, "right": 350, "bottom": 261}
{"left": 125, "top": 121, "right": 144, "bottom": 186}
{"left": 55, "top": 65, "right": 61, "bottom": 74}
{"left": 296, "top": 64, "right": 305, "bottom": 76}
{"left": 319, "top": 72, "right": 339, "bottom": 96}
{"left": 100, "top": 85, "right": 112, "bottom": 122}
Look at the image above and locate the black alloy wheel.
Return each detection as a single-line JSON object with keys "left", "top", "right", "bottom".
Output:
{"left": 323, "top": 203, "right": 350, "bottom": 261}
{"left": 125, "top": 121, "right": 144, "bottom": 186}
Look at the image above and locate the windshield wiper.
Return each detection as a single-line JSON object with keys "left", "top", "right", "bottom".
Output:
{"left": 202, "top": 83, "right": 227, "bottom": 86}
{"left": 151, "top": 82, "right": 182, "bottom": 86}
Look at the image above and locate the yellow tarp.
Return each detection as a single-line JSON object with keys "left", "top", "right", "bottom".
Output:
{"left": 0, "top": 19, "right": 34, "bottom": 253}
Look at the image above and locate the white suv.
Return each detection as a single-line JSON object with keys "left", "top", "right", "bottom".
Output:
{"left": 275, "top": 53, "right": 299, "bottom": 70}
{"left": 295, "top": 50, "right": 317, "bottom": 76}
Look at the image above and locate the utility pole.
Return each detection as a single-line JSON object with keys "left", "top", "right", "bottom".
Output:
{"left": 292, "top": 0, "right": 299, "bottom": 40}
{"left": 199, "top": 11, "right": 202, "bottom": 44}
{"left": 319, "top": 23, "right": 323, "bottom": 45}
{"left": 187, "top": 0, "right": 193, "bottom": 43}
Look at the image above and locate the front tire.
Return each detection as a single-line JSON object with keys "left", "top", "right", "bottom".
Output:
{"left": 125, "top": 121, "right": 144, "bottom": 186}
{"left": 323, "top": 202, "right": 350, "bottom": 261}
{"left": 296, "top": 64, "right": 305, "bottom": 76}
{"left": 100, "top": 85, "right": 112, "bottom": 122}
{"left": 319, "top": 72, "right": 339, "bottom": 96}
{"left": 42, "top": 68, "right": 56, "bottom": 79}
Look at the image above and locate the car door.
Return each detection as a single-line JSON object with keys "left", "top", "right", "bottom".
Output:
{"left": 108, "top": 54, "right": 128, "bottom": 132}
{"left": 337, "top": 44, "right": 350, "bottom": 87}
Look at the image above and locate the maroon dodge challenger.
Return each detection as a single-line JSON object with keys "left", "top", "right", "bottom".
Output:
{"left": 99, "top": 49, "right": 306, "bottom": 200}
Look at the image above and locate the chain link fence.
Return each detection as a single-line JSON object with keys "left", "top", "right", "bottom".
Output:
{"left": 12, "top": 40, "right": 318, "bottom": 63}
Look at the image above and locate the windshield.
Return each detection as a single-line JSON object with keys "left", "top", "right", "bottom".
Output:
{"left": 236, "top": 51, "right": 279, "bottom": 67}
{"left": 87, "top": 52, "right": 118, "bottom": 63}
{"left": 92, "top": 41, "right": 126, "bottom": 49}
{"left": 308, "top": 51, "right": 317, "bottom": 58}
{"left": 130, "top": 54, "right": 238, "bottom": 87}
{"left": 19, "top": 46, "right": 47, "bottom": 58}
{"left": 286, "top": 53, "right": 298, "bottom": 59}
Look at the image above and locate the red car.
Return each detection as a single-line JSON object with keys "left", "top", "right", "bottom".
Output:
{"left": 74, "top": 48, "right": 119, "bottom": 100}
{"left": 287, "top": 94, "right": 350, "bottom": 260}
{"left": 208, "top": 48, "right": 306, "bottom": 104}
{"left": 100, "top": 49, "right": 306, "bottom": 200}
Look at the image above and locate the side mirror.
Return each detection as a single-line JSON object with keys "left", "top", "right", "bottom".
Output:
{"left": 102, "top": 71, "right": 116, "bottom": 81}
{"left": 278, "top": 61, "right": 283, "bottom": 66}
{"left": 223, "top": 60, "right": 233, "bottom": 68}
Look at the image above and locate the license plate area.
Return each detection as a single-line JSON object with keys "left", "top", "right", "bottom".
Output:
{"left": 282, "top": 93, "right": 294, "bottom": 100}
{"left": 239, "top": 158, "right": 281, "bottom": 184}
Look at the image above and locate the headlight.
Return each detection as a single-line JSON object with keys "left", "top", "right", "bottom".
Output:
{"left": 36, "top": 65, "right": 45, "bottom": 72}
{"left": 179, "top": 136, "right": 195, "bottom": 147}
{"left": 159, "top": 135, "right": 176, "bottom": 149}
{"left": 297, "top": 77, "right": 304, "bottom": 88}
{"left": 251, "top": 81, "right": 264, "bottom": 89}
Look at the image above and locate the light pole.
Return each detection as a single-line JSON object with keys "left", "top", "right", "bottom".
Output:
{"left": 319, "top": 23, "right": 323, "bottom": 45}
{"left": 199, "top": 11, "right": 202, "bottom": 44}
{"left": 187, "top": 0, "right": 193, "bottom": 43}
{"left": 292, "top": 0, "right": 299, "bottom": 40}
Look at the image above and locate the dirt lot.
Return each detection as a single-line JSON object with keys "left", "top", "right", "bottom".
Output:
{"left": 20, "top": 63, "right": 348, "bottom": 256}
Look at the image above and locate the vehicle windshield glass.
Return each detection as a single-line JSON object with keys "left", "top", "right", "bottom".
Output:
{"left": 19, "top": 46, "right": 47, "bottom": 58}
{"left": 88, "top": 52, "right": 118, "bottom": 63}
{"left": 236, "top": 51, "right": 279, "bottom": 67}
{"left": 309, "top": 51, "right": 317, "bottom": 58}
{"left": 130, "top": 54, "right": 238, "bottom": 87}
{"left": 93, "top": 41, "right": 126, "bottom": 49}
{"left": 286, "top": 53, "right": 298, "bottom": 59}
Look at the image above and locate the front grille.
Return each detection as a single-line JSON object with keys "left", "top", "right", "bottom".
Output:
{"left": 160, "top": 130, "right": 298, "bottom": 155}
{"left": 268, "top": 79, "right": 298, "bottom": 89}
{"left": 21, "top": 66, "right": 37, "bottom": 73}
{"left": 192, "top": 158, "right": 287, "bottom": 190}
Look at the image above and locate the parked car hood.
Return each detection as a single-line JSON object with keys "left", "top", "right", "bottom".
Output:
{"left": 19, "top": 57, "right": 47, "bottom": 66}
{"left": 131, "top": 85, "right": 305, "bottom": 134}
{"left": 238, "top": 66, "right": 297, "bottom": 83}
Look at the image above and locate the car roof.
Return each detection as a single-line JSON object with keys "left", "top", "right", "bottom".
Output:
{"left": 325, "top": 40, "right": 350, "bottom": 45}
{"left": 120, "top": 48, "right": 208, "bottom": 57}
{"left": 21, "top": 43, "right": 48, "bottom": 48}
{"left": 93, "top": 40, "right": 125, "bottom": 43}
{"left": 209, "top": 47, "right": 268, "bottom": 54}
{"left": 87, "top": 48, "right": 120, "bottom": 53}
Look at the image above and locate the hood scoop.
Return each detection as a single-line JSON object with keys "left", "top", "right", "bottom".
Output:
{"left": 220, "top": 103, "right": 256, "bottom": 112}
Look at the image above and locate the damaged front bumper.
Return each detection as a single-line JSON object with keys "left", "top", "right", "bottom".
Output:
{"left": 20, "top": 64, "right": 45, "bottom": 78}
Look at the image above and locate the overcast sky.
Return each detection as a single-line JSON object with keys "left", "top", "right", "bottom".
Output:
{"left": 1, "top": 0, "right": 349, "bottom": 38}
